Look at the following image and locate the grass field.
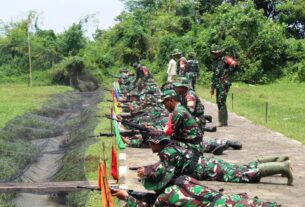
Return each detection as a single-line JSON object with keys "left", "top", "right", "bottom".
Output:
{"left": 196, "top": 79, "right": 305, "bottom": 144}
{"left": 0, "top": 84, "right": 71, "bottom": 128}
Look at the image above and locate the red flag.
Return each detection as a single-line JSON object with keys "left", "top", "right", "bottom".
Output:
{"left": 111, "top": 145, "right": 119, "bottom": 181}
{"left": 164, "top": 113, "right": 173, "bottom": 136}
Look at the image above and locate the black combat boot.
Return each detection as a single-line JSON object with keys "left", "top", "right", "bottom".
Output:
{"left": 212, "top": 144, "right": 229, "bottom": 155}
{"left": 226, "top": 140, "right": 242, "bottom": 150}
{"left": 204, "top": 115, "right": 213, "bottom": 123}
{"left": 204, "top": 126, "right": 217, "bottom": 132}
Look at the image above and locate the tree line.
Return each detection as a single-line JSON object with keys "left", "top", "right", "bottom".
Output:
{"left": 0, "top": 0, "right": 305, "bottom": 85}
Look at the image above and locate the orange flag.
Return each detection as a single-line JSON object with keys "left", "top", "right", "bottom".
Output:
{"left": 98, "top": 161, "right": 114, "bottom": 207}
{"left": 111, "top": 145, "right": 119, "bottom": 181}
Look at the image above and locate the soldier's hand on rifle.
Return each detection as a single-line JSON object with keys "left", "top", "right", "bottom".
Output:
{"left": 146, "top": 125, "right": 156, "bottom": 130}
{"left": 121, "top": 136, "right": 130, "bottom": 144}
{"left": 137, "top": 167, "right": 145, "bottom": 177}
{"left": 117, "top": 115, "right": 123, "bottom": 122}
{"left": 129, "top": 105, "right": 134, "bottom": 111}
{"left": 111, "top": 189, "right": 128, "bottom": 200}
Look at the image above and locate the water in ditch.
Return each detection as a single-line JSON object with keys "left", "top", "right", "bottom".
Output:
{"left": 7, "top": 90, "right": 102, "bottom": 207}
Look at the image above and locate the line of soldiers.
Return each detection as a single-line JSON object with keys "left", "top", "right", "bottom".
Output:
{"left": 109, "top": 60, "right": 292, "bottom": 206}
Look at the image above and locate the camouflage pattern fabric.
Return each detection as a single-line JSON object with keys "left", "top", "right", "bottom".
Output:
{"left": 126, "top": 176, "right": 279, "bottom": 207}
{"left": 186, "top": 59, "right": 199, "bottom": 90}
{"left": 177, "top": 56, "right": 187, "bottom": 76}
{"left": 177, "top": 89, "right": 206, "bottom": 133}
{"left": 165, "top": 103, "right": 203, "bottom": 153}
{"left": 129, "top": 137, "right": 149, "bottom": 148}
{"left": 211, "top": 55, "right": 237, "bottom": 111}
{"left": 204, "top": 138, "right": 228, "bottom": 152}
{"left": 143, "top": 141, "right": 259, "bottom": 185}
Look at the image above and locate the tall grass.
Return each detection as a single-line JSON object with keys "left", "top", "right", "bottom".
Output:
{"left": 0, "top": 84, "right": 71, "bottom": 128}
{"left": 197, "top": 79, "right": 305, "bottom": 143}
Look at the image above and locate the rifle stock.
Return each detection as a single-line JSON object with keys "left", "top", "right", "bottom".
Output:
{"left": 77, "top": 186, "right": 157, "bottom": 205}
{"left": 89, "top": 133, "right": 114, "bottom": 137}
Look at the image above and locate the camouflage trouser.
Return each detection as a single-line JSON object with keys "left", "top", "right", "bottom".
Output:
{"left": 193, "top": 156, "right": 260, "bottom": 183}
{"left": 195, "top": 114, "right": 206, "bottom": 134}
{"left": 204, "top": 138, "right": 227, "bottom": 153}
{"left": 216, "top": 85, "right": 229, "bottom": 111}
{"left": 126, "top": 176, "right": 279, "bottom": 207}
{"left": 129, "top": 138, "right": 149, "bottom": 148}
{"left": 186, "top": 72, "right": 197, "bottom": 90}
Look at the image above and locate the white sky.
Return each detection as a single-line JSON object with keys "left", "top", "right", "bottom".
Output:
{"left": 0, "top": 0, "right": 125, "bottom": 37}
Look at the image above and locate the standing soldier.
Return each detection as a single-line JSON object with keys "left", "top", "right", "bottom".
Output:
{"left": 172, "top": 49, "right": 187, "bottom": 76}
{"left": 167, "top": 54, "right": 177, "bottom": 82}
{"left": 186, "top": 52, "right": 199, "bottom": 90}
{"left": 210, "top": 44, "right": 238, "bottom": 127}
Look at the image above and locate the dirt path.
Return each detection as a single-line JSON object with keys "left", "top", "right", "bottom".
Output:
{"left": 122, "top": 100, "right": 305, "bottom": 206}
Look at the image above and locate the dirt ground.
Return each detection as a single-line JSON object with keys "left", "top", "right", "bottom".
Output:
{"left": 121, "top": 100, "right": 305, "bottom": 207}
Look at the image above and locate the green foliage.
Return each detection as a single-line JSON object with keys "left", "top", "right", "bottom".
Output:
{"left": 1, "top": 0, "right": 305, "bottom": 86}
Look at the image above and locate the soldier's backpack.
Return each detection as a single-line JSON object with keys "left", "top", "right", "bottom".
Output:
{"left": 187, "top": 60, "right": 199, "bottom": 73}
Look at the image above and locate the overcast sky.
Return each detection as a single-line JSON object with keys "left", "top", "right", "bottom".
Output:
{"left": 0, "top": 0, "right": 125, "bottom": 37}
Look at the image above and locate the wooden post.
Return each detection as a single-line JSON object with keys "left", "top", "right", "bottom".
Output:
{"left": 27, "top": 18, "right": 32, "bottom": 87}
{"left": 102, "top": 142, "right": 107, "bottom": 169}
{"left": 110, "top": 108, "right": 113, "bottom": 134}
{"left": 265, "top": 101, "right": 268, "bottom": 124}
{"left": 231, "top": 93, "right": 234, "bottom": 110}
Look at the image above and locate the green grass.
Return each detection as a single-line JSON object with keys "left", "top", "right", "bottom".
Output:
{"left": 196, "top": 79, "right": 305, "bottom": 143}
{"left": 85, "top": 92, "right": 120, "bottom": 207}
{"left": 0, "top": 84, "right": 71, "bottom": 128}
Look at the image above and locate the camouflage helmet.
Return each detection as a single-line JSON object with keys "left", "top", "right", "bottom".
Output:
{"left": 120, "top": 68, "right": 129, "bottom": 73}
{"left": 132, "top": 62, "right": 142, "bottom": 69}
{"left": 161, "top": 82, "right": 174, "bottom": 92}
{"left": 211, "top": 44, "right": 224, "bottom": 53}
{"left": 172, "top": 48, "right": 182, "bottom": 56}
{"left": 188, "top": 52, "right": 194, "bottom": 58}
{"left": 147, "top": 132, "right": 170, "bottom": 145}
{"left": 161, "top": 89, "right": 177, "bottom": 101}
{"left": 173, "top": 77, "right": 191, "bottom": 88}
{"left": 142, "top": 165, "right": 175, "bottom": 191}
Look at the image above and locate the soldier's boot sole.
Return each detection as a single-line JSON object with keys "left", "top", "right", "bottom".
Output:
{"left": 212, "top": 144, "right": 229, "bottom": 155}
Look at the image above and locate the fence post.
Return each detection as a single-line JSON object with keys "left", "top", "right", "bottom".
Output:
{"left": 231, "top": 93, "right": 234, "bottom": 110}
{"left": 265, "top": 101, "right": 268, "bottom": 124}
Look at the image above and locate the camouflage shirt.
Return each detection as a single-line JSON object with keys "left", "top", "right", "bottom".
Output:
{"left": 178, "top": 89, "right": 204, "bottom": 117}
{"left": 126, "top": 175, "right": 279, "bottom": 207}
{"left": 143, "top": 141, "right": 259, "bottom": 185}
{"left": 211, "top": 55, "right": 237, "bottom": 89}
{"left": 164, "top": 103, "right": 203, "bottom": 153}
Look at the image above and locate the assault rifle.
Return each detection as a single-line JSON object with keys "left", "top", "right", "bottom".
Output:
{"left": 89, "top": 133, "right": 114, "bottom": 138}
{"left": 106, "top": 116, "right": 162, "bottom": 141}
{"left": 77, "top": 186, "right": 158, "bottom": 205}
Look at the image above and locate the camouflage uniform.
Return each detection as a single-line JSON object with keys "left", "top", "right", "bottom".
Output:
{"left": 143, "top": 141, "right": 260, "bottom": 184}
{"left": 186, "top": 59, "right": 199, "bottom": 90}
{"left": 164, "top": 103, "right": 203, "bottom": 154}
{"left": 211, "top": 52, "right": 237, "bottom": 126}
{"left": 177, "top": 88, "right": 206, "bottom": 134}
{"left": 129, "top": 137, "right": 149, "bottom": 148}
{"left": 126, "top": 175, "right": 278, "bottom": 207}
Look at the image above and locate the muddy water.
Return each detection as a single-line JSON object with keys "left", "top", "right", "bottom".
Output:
{"left": 14, "top": 90, "right": 101, "bottom": 207}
